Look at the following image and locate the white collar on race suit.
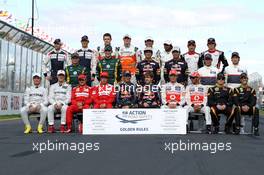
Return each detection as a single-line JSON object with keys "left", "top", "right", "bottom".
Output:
{"left": 82, "top": 47, "right": 90, "bottom": 51}
{"left": 163, "top": 50, "right": 171, "bottom": 54}
{"left": 232, "top": 64, "right": 240, "bottom": 68}
{"left": 54, "top": 49, "right": 62, "bottom": 53}
{"left": 205, "top": 65, "right": 213, "bottom": 69}
{"left": 124, "top": 44, "right": 131, "bottom": 49}
{"left": 169, "top": 82, "right": 179, "bottom": 86}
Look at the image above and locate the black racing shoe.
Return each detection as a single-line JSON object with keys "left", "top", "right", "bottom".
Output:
{"left": 234, "top": 127, "right": 240, "bottom": 135}
{"left": 225, "top": 125, "right": 232, "bottom": 134}
{"left": 206, "top": 125, "right": 211, "bottom": 134}
{"left": 213, "top": 126, "right": 219, "bottom": 134}
{"left": 232, "top": 123, "right": 236, "bottom": 133}
{"left": 254, "top": 128, "right": 260, "bottom": 136}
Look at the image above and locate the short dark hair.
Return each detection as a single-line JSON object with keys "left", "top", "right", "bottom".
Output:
{"left": 217, "top": 73, "right": 225, "bottom": 80}
{"left": 103, "top": 33, "right": 112, "bottom": 39}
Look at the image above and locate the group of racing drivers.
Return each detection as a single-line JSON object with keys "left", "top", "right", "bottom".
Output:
{"left": 20, "top": 33, "right": 260, "bottom": 136}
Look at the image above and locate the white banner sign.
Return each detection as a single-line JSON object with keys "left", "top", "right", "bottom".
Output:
{"left": 83, "top": 108, "right": 187, "bottom": 135}
{"left": 0, "top": 92, "right": 23, "bottom": 115}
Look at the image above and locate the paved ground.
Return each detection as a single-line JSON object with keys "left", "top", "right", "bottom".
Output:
{"left": 0, "top": 117, "right": 264, "bottom": 175}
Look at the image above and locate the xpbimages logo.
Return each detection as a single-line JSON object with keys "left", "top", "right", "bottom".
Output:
{"left": 164, "top": 140, "right": 232, "bottom": 154}
{"left": 32, "top": 140, "right": 100, "bottom": 154}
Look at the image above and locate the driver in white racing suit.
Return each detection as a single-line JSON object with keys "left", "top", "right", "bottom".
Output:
{"left": 198, "top": 38, "right": 228, "bottom": 73}
{"left": 182, "top": 40, "right": 200, "bottom": 84}
{"left": 224, "top": 52, "right": 247, "bottom": 89}
{"left": 185, "top": 72, "right": 211, "bottom": 133}
{"left": 20, "top": 73, "right": 48, "bottom": 134}
{"left": 141, "top": 36, "right": 161, "bottom": 63}
{"left": 47, "top": 70, "right": 72, "bottom": 133}
{"left": 197, "top": 53, "right": 220, "bottom": 89}
{"left": 160, "top": 40, "right": 173, "bottom": 84}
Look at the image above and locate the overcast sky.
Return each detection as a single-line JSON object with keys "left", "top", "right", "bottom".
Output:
{"left": 1, "top": 0, "right": 264, "bottom": 78}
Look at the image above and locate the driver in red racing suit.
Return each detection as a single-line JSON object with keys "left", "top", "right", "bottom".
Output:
{"left": 66, "top": 74, "right": 92, "bottom": 133}
{"left": 92, "top": 72, "right": 116, "bottom": 108}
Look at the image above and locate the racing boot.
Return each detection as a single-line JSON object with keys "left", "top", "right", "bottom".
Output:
{"left": 232, "top": 123, "right": 236, "bottom": 133}
{"left": 78, "top": 123, "right": 83, "bottom": 133}
{"left": 224, "top": 125, "right": 232, "bottom": 134}
{"left": 24, "top": 125, "right": 32, "bottom": 134}
{"left": 206, "top": 125, "right": 211, "bottom": 134}
{"left": 48, "top": 125, "right": 55, "bottom": 133}
{"left": 234, "top": 126, "right": 240, "bottom": 135}
{"left": 60, "top": 125, "right": 66, "bottom": 133}
{"left": 253, "top": 109, "right": 260, "bottom": 136}
{"left": 253, "top": 128, "right": 260, "bottom": 136}
{"left": 65, "top": 124, "right": 72, "bottom": 133}
{"left": 37, "top": 124, "right": 44, "bottom": 134}
{"left": 213, "top": 126, "right": 219, "bottom": 134}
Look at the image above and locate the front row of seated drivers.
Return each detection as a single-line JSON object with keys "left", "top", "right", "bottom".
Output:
{"left": 20, "top": 69, "right": 260, "bottom": 136}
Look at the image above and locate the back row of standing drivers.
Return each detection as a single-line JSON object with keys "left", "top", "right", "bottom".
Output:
{"left": 43, "top": 34, "right": 245, "bottom": 88}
